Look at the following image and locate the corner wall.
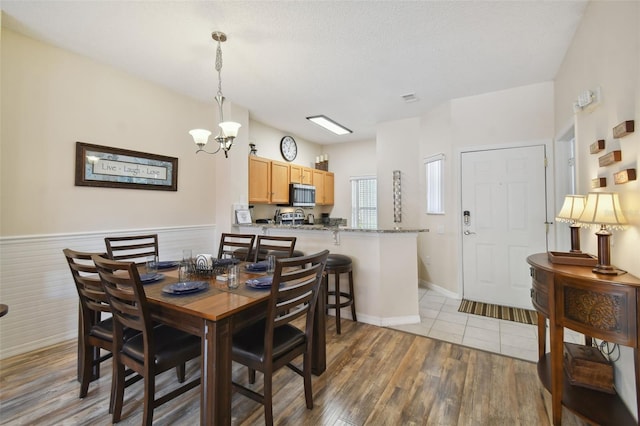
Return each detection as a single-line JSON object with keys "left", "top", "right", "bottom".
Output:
{"left": 554, "top": 1, "right": 639, "bottom": 418}
{"left": 418, "top": 82, "right": 555, "bottom": 293}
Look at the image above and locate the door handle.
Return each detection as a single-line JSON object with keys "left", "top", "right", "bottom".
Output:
{"left": 463, "top": 230, "right": 476, "bottom": 235}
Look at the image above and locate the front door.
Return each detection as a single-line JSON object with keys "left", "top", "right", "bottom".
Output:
{"left": 461, "top": 145, "right": 548, "bottom": 309}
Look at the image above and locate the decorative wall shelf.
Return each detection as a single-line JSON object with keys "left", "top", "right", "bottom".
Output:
{"left": 613, "top": 120, "right": 634, "bottom": 138}
{"left": 598, "top": 150, "right": 622, "bottom": 167}
{"left": 589, "top": 140, "right": 605, "bottom": 154}
{"left": 591, "top": 177, "right": 607, "bottom": 188}
{"left": 614, "top": 169, "right": 637, "bottom": 185}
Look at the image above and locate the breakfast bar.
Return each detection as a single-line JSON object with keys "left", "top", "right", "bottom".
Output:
{"left": 235, "top": 224, "right": 428, "bottom": 327}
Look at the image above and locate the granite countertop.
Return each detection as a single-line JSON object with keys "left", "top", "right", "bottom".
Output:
{"left": 235, "top": 223, "right": 428, "bottom": 234}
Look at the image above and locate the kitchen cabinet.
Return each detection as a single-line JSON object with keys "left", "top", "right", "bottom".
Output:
{"left": 313, "top": 169, "right": 334, "bottom": 205}
{"left": 290, "top": 164, "right": 313, "bottom": 184}
{"left": 248, "top": 156, "right": 271, "bottom": 203}
{"left": 248, "top": 157, "right": 290, "bottom": 204}
{"left": 250, "top": 156, "right": 327, "bottom": 204}
{"left": 270, "top": 160, "right": 290, "bottom": 204}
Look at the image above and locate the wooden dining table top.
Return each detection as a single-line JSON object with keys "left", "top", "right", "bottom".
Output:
{"left": 140, "top": 263, "right": 275, "bottom": 321}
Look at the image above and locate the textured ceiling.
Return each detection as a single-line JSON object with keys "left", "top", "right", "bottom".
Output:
{"left": 1, "top": 1, "right": 588, "bottom": 144}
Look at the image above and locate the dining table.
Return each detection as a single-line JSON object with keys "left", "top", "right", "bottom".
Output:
{"left": 137, "top": 261, "right": 327, "bottom": 425}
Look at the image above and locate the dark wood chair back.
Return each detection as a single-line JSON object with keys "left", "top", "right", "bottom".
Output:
{"left": 231, "top": 249, "right": 329, "bottom": 425}
{"left": 218, "top": 233, "right": 256, "bottom": 261}
{"left": 104, "top": 234, "right": 159, "bottom": 264}
{"left": 92, "top": 254, "right": 200, "bottom": 425}
{"left": 63, "top": 248, "right": 114, "bottom": 399}
{"left": 254, "top": 235, "right": 297, "bottom": 261}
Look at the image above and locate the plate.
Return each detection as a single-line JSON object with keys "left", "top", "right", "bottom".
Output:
{"left": 157, "top": 261, "right": 179, "bottom": 270}
{"left": 245, "top": 261, "right": 268, "bottom": 272}
{"left": 162, "top": 281, "right": 209, "bottom": 295}
{"left": 246, "top": 276, "right": 273, "bottom": 289}
{"left": 140, "top": 273, "right": 164, "bottom": 284}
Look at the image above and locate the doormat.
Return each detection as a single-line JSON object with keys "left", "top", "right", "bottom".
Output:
{"left": 458, "top": 299, "right": 537, "bottom": 325}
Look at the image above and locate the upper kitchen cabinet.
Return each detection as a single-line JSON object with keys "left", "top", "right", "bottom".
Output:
{"left": 249, "top": 156, "right": 291, "bottom": 204}
{"left": 249, "top": 156, "right": 271, "bottom": 203}
{"left": 290, "top": 164, "right": 313, "bottom": 184}
{"left": 313, "top": 169, "right": 334, "bottom": 205}
{"left": 270, "top": 160, "right": 290, "bottom": 204}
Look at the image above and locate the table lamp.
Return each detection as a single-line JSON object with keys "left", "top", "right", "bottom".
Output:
{"left": 578, "top": 192, "right": 627, "bottom": 275}
{"left": 555, "top": 195, "right": 586, "bottom": 252}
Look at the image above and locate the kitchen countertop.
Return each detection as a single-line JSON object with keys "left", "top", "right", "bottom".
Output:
{"left": 235, "top": 223, "right": 428, "bottom": 233}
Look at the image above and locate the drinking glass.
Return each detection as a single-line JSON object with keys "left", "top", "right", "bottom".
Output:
{"left": 227, "top": 264, "right": 239, "bottom": 289}
{"left": 146, "top": 255, "right": 158, "bottom": 274}
{"left": 182, "top": 249, "right": 192, "bottom": 262}
{"left": 179, "top": 261, "right": 192, "bottom": 282}
{"left": 266, "top": 255, "right": 276, "bottom": 275}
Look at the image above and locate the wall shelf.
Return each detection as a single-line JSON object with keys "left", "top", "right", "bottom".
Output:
{"left": 613, "top": 120, "right": 634, "bottom": 138}
{"left": 598, "top": 150, "right": 622, "bottom": 167}
{"left": 589, "top": 140, "right": 605, "bottom": 154}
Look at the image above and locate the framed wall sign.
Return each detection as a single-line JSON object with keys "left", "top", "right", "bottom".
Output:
{"left": 235, "top": 209, "right": 252, "bottom": 224}
{"left": 75, "top": 142, "right": 178, "bottom": 191}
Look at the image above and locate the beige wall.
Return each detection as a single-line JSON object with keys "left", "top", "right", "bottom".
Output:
{"left": 418, "top": 82, "right": 555, "bottom": 294}
{"left": 1, "top": 28, "right": 227, "bottom": 236}
{"left": 322, "top": 138, "right": 376, "bottom": 223}
{"left": 554, "top": 0, "right": 639, "bottom": 417}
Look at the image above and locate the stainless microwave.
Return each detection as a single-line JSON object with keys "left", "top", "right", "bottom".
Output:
{"left": 289, "top": 183, "right": 315, "bottom": 207}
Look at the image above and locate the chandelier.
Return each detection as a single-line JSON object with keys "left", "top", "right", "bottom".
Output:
{"left": 189, "top": 31, "right": 241, "bottom": 158}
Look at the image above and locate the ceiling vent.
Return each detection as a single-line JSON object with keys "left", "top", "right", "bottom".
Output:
{"left": 401, "top": 93, "right": 419, "bottom": 103}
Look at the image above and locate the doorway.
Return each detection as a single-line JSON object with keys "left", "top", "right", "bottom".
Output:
{"left": 461, "top": 144, "right": 549, "bottom": 309}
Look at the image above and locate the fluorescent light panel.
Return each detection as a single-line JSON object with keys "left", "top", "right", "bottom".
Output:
{"left": 306, "top": 115, "right": 352, "bottom": 135}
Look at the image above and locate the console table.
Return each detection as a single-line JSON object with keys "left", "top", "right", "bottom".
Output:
{"left": 527, "top": 253, "right": 640, "bottom": 425}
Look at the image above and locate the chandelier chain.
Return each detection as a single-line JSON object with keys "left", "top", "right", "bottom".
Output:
{"left": 215, "top": 41, "right": 223, "bottom": 97}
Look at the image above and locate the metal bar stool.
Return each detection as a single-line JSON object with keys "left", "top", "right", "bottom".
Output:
{"left": 324, "top": 254, "right": 356, "bottom": 334}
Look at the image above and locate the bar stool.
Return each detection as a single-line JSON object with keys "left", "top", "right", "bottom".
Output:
{"left": 324, "top": 254, "right": 357, "bottom": 334}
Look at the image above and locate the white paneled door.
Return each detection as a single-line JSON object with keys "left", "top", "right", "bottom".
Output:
{"left": 461, "top": 145, "right": 548, "bottom": 309}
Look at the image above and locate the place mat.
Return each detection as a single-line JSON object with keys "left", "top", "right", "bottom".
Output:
{"left": 458, "top": 299, "right": 537, "bottom": 325}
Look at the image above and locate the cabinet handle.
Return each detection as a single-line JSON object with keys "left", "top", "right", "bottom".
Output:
{"left": 529, "top": 267, "right": 535, "bottom": 278}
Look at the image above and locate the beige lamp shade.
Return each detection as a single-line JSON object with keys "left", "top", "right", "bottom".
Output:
{"left": 556, "top": 195, "right": 586, "bottom": 223}
{"left": 578, "top": 192, "right": 627, "bottom": 229}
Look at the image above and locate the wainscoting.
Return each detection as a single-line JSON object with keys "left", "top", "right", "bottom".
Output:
{"left": 0, "top": 225, "right": 216, "bottom": 359}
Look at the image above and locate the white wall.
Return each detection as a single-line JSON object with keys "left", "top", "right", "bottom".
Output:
{"left": 376, "top": 118, "right": 422, "bottom": 229}
{"left": 322, "top": 138, "right": 376, "bottom": 223}
{"left": 554, "top": 1, "right": 639, "bottom": 418}
{"left": 418, "top": 82, "right": 555, "bottom": 293}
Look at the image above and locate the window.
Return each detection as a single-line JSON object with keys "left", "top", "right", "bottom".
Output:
{"left": 351, "top": 176, "right": 377, "bottom": 229}
{"left": 425, "top": 154, "right": 445, "bottom": 214}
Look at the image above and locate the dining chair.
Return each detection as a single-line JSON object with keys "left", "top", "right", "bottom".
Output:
{"left": 254, "top": 235, "right": 297, "bottom": 261}
{"left": 104, "top": 234, "right": 159, "bottom": 264}
{"left": 63, "top": 248, "right": 138, "bottom": 402}
{"left": 217, "top": 233, "right": 256, "bottom": 261}
{"left": 92, "top": 254, "right": 201, "bottom": 426}
{"left": 231, "top": 249, "right": 329, "bottom": 425}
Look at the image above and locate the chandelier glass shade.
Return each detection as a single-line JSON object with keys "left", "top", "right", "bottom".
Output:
{"left": 189, "top": 31, "right": 241, "bottom": 158}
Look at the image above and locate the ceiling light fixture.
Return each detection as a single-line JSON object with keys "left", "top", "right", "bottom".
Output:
{"left": 189, "top": 31, "right": 241, "bottom": 158}
{"left": 306, "top": 115, "right": 352, "bottom": 136}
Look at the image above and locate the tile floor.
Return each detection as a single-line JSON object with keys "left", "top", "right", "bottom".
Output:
{"left": 388, "top": 287, "right": 584, "bottom": 362}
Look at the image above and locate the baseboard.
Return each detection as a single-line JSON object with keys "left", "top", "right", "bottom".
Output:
{"left": 420, "top": 280, "right": 460, "bottom": 300}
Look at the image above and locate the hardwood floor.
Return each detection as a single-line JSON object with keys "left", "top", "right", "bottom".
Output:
{"left": 0, "top": 320, "right": 588, "bottom": 425}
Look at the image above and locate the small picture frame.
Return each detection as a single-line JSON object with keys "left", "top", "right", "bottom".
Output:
{"left": 235, "top": 209, "right": 252, "bottom": 224}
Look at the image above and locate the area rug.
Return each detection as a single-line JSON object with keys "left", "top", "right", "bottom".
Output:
{"left": 458, "top": 299, "right": 537, "bottom": 325}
